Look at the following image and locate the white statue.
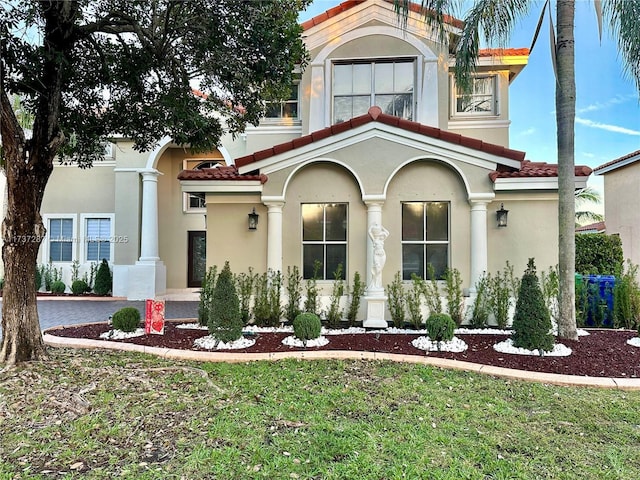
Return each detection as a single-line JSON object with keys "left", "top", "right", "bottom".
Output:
{"left": 369, "top": 223, "right": 389, "bottom": 290}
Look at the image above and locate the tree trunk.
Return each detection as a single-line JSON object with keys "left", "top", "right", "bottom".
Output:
{"left": 555, "top": 0, "right": 578, "bottom": 341}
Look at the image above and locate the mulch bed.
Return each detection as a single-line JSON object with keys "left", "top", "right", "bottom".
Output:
{"left": 45, "top": 321, "right": 640, "bottom": 378}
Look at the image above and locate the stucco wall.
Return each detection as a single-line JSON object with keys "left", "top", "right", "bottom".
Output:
{"left": 603, "top": 167, "right": 640, "bottom": 269}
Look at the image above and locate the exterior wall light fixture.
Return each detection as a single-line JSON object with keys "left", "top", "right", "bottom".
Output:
{"left": 496, "top": 203, "right": 509, "bottom": 227}
{"left": 248, "top": 207, "right": 259, "bottom": 230}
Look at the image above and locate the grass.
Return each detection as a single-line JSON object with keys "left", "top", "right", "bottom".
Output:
{"left": 1, "top": 348, "right": 640, "bottom": 479}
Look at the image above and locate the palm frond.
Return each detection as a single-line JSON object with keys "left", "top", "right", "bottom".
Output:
{"left": 575, "top": 186, "right": 602, "bottom": 205}
{"left": 604, "top": 0, "right": 640, "bottom": 93}
{"left": 576, "top": 210, "right": 604, "bottom": 224}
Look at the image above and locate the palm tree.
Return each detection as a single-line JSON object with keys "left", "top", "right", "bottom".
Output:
{"left": 396, "top": 0, "right": 639, "bottom": 340}
{"left": 575, "top": 186, "right": 604, "bottom": 226}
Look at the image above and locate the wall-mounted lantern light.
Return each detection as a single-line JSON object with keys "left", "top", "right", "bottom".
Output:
{"left": 248, "top": 208, "right": 259, "bottom": 230}
{"left": 496, "top": 203, "right": 509, "bottom": 228}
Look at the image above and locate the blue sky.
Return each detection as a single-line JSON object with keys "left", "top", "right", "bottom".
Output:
{"left": 300, "top": 1, "right": 640, "bottom": 214}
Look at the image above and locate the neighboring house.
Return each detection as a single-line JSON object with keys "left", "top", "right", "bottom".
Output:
{"left": 25, "top": 0, "right": 591, "bottom": 320}
{"left": 575, "top": 221, "right": 606, "bottom": 234}
{"left": 594, "top": 149, "right": 640, "bottom": 271}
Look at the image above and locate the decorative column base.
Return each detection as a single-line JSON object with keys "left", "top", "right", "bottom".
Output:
{"left": 113, "top": 261, "right": 166, "bottom": 300}
{"left": 363, "top": 295, "right": 388, "bottom": 329}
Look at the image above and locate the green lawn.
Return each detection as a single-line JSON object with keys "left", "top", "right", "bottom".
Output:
{"left": 1, "top": 348, "right": 639, "bottom": 479}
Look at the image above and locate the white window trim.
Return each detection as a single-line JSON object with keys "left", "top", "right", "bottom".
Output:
{"left": 328, "top": 56, "right": 419, "bottom": 125}
{"left": 41, "top": 214, "right": 78, "bottom": 264}
{"left": 260, "top": 81, "right": 302, "bottom": 126}
{"left": 301, "top": 203, "right": 349, "bottom": 280}
{"left": 79, "top": 213, "right": 115, "bottom": 264}
{"left": 183, "top": 192, "right": 207, "bottom": 214}
{"left": 400, "top": 202, "right": 451, "bottom": 281}
{"left": 450, "top": 74, "right": 500, "bottom": 119}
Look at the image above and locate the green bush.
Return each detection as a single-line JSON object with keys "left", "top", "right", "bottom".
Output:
{"left": 112, "top": 307, "right": 141, "bottom": 332}
{"left": 470, "top": 274, "right": 490, "bottom": 328}
{"left": 253, "top": 270, "right": 282, "bottom": 327}
{"left": 326, "top": 264, "right": 344, "bottom": 328}
{"left": 614, "top": 261, "right": 640, "bottom": 330}
{"left": 426, "top": 312, "right": 455, "bottom": 350}
{"left": 93, "top": 259, "right": 112, "bottom": 295}
{"left": 51, "top": 280, "right": 66, "bottom": 294}
{"left": 386, "top": 272, "right": 406, "bottom": 328}
{"left": 406, "top": 275, "right": 424, "bottom": 329}
{"left": 285, "top": 266, "right": 303, "bottom": 323}
{"left": 198, "top": 266, "right": 217, "bottom": 327}
{"left": 208, "top": 262, "right": 243, "bottom": 344}
{"left": 235, "top": 268, "right": 255, "bottom": 325}
{"left": 346, "top": 271, "right": 365, "bottom": 327}
{"left": 293, "top": 312, "right": 322, "bottom": 345}
{"left": 444, "top": 268, "right": 465, "bottom": 325}
{"left": 575, "top": 234, "right": 624, "bottom": 276}
{"left": 71, "top": 279, "right": 89, "bottom": 295}
{"left": 511, "top": 259, "right": 554, "bottom": 354}
{"left": 35, "top": 265, "right": 42, "bottom": 291}
{"left": 488, "top": 266, "right": 513, "bottom": 330}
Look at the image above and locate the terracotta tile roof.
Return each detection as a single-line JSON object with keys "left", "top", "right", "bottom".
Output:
{"left": 300, "top": 0, "right": 464, "bottom": 31}
{"left": 593, "top": 149, "right": 640, "bottom": 172}
{"left": 576, "top": 221, "right": 606, "bottom": 233}
{"left": 177, "top": 165, "right": 268, "bottom": 183}
{"left": 489, "top": 160, "right": 592, "bottom": 181}
{"left": 478, "top": 48, "right": 530, "bottom": 57}
{"left": 236, "top": 106, "right": 526, "bottom": 169}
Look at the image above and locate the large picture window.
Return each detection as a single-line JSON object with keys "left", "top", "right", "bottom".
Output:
{"left": 49, "top": 218, "right": 73, "bottom": 262}
{"left": 401, "top": 202, "right": 449, "bottom": 280}
{"left": 302, "top": 203, "right": 347, "bottom": 280}
{"left": 333, "top": 59, "right": 415, "bottom": 124}
{"left": 452, "top": 75, "right": 497, "bottom": 116}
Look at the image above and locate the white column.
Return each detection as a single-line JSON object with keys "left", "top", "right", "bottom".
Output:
{"left": 139, "top": 169, "right": 161, "bottom": 262}
{"left": 266, "top": 202, "right": 284, "bottom": 273}
{"left": 469, "top": 200, "right": 489, "bottom": 292}
{"left": 308, "top": 64, "right": 326, "bottom": 133}
{"left": 365, "top": 202, "right": 383, "bottom": 293}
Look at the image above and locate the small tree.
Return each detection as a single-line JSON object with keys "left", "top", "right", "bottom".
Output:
{"left": 444, "top": 268, "right": 464, "bottom": 325}
{"left": 304, "top": 260, "right": 321, "bottom": 316}
{"left": 209, "top": 262, "right": 242, "bottom": 344}
{"left": 93, "top": 259, "right": 112, "bottom": 296}
{"left": 326, "top": 264, "right": 345, "bottom": 328}
{"left": 422, "top": 264, "right": 442, "bottom": 316}
{"left": 198, "top": 266, "right": 217, "bottom": 327}
{"left": 470, "top": 274, "right": 490, "bottom": 329}
{"left": 285, "top": 266, "right": 303, "bottom": 323}
{"left": 236, "top": 268, "right": 256, "bottom": 326}
{"left": 386, "top": 272, "right": 406, "bottom": 328}
{"left": 346, "top": 271, "right": 365, "bottom": 327}
{"left": 406, "top": 274, "right": 424, "bottom": 329}
{"left": 614, "top": 261, "right": 640, "bottom": 330}
{"left": 512, "top": 259, "right": 554, "bottom": 354}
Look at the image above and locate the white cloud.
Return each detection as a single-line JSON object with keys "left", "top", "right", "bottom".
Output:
{"left": 577, "top": 94, "right": 638, "bottom": 114}
{"left": 518, "top": 127, "right": 536, "bottom": 136}
{"left": 575, "top": 117, "right": 640, "bottom": 136}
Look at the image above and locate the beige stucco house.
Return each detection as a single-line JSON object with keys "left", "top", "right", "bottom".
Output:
{"left": 594, "top": 150, "right": 640, "bottom": 272}
{"left": 20, "top": 0, "right": 592, "bottom": 323}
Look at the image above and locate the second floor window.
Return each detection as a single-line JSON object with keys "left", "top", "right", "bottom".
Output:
{"left": 264, "top": 83, "right": 299, "bottom": 121}
{"left": 332, "top": 59, "right": 415, "bottom": 124}
{"left": 302, "top": 203, "right": 347, "bottom": 280}
{"left": 452, "top": 75, "right": 497, "bottom": 116}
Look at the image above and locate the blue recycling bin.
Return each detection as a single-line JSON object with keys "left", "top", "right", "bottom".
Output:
{"left": 575, "top": 274, "right": 616, "bottom": 327}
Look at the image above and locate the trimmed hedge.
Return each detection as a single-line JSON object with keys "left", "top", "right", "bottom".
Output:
{"left": 112, "top": 307, "right": 141, "bottom": 332}
{"left": 293, "top": 312, "right": 322, "bottom": 344}
{"left": 575, "top": 234, "right": 624, "bottom": 276}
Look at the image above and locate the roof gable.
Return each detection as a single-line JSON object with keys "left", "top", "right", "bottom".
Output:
{"left": 594, "top": 149, "right": 640, "bottom": 175}
{"left": 236, "top": 106, "right": 526, "bottom": 175}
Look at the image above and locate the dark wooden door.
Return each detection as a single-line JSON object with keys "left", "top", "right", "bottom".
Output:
{"left": 188, "top": 231, "right": 206, "bottom": 288}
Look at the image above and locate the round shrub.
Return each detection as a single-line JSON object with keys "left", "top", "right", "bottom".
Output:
{"left": 71, "top": 280, "right": 89, "bottom": 296}
{"left": 50, "top": 280, "right": 66, "bottom": 294}
{"left": 293, "top": 312, "right": 322, "bottom": 344}
{"left": 426, "top": 312, "right": 455, "bottom": 345}
{"left": 112, "top": 307, "right": 141, "bottom": 332}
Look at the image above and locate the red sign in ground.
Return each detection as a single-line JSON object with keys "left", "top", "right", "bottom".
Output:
{"left": 145, "top": 299, "right": 165, "bottom": 335}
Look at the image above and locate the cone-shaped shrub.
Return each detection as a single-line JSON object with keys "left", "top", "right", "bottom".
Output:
{"left": 293, "top": 312, "right": 322, "bottom": 345}
{"left": 208, "top": 262, "right": 243, "bottom": 344}
{"left": 94, "top": 259, "right": 112, "bottom": 295}
{"left": 511, "top": 258, "right": 554, "bottom": 354}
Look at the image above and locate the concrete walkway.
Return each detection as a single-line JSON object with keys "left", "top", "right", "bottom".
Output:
{"left": 0, "top": 298, "right": 198, "bottom": 335}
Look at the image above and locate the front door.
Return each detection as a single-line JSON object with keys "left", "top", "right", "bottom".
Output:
{"left": 188, "top": 231, "right": 206, "bottom": 288}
